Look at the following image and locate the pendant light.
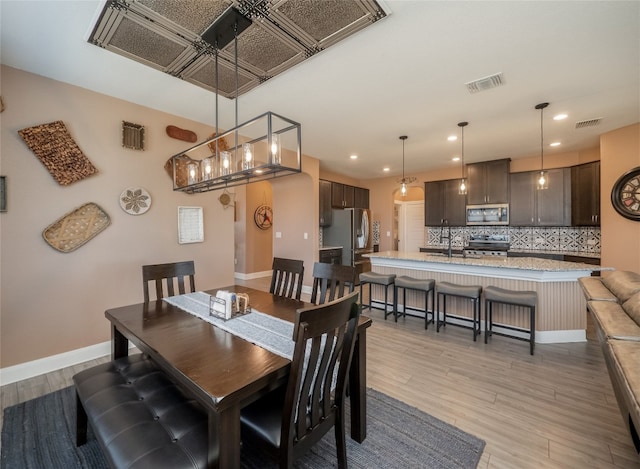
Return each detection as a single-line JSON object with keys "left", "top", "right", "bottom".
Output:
{"left": 535, "top": 102, "right": 550, "bottom": 190}
{"left": 170, "top": 7, "right": 302, "bottom": 193}
{"left": 397, "top": 135, "right": 416, "bottom": 196}
{"left": 458, "top": 121, "right": 468, "bottom": 195}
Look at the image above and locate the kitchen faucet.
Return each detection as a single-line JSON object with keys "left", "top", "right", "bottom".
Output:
{"left": 439, "top": 219, "right": 452, "bottom": 258}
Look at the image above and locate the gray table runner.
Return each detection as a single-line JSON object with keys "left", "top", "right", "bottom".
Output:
{"left": 164, "top": 292, "right": 294, "bottom": 359}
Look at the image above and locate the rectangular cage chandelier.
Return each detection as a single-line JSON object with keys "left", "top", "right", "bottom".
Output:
{"left": 170, "top": 7, "right": 302, "bottom": 193}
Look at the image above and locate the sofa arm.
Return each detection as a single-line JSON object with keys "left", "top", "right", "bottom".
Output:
{"left": 579, "top": 277, "right": 618, "bottom": 302}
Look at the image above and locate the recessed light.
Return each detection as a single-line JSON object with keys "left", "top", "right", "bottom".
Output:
{"left": 549, "top": 142, "right": 561, "bottom": 147}
{"left": 447, "top": 135, "right": 458, "bottom": 142}
{"left": 383, "top": 167, "right": 390, "bottom": 172}
{"left": 553, "top": 113, "right": 568, "bottom": 121}
{"left": 452, "top": 156, "right": 460, "bottom": 162}
{"left": 350, "top": 154, "right": 358, "bottom": 160}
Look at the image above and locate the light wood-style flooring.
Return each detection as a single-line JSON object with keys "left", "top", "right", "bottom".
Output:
{"left": 2, "top": 277, "right": 639, "bottom": 467}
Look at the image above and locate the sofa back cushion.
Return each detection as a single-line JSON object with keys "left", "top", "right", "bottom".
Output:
{"left": 601, "top": 271, "right": 640, "bottom": 303}
{"left": 623, "top": 291, "right": 640, "bottom": 328}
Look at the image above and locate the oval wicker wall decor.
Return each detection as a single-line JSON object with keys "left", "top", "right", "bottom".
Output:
{"left": 43, "top": 202, "right": 111, "bottom": 253}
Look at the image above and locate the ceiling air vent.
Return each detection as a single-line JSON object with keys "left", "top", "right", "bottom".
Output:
{"left": 575, "top": 118, "right": 603, "bottom": 129}
{"left": 465, "top": 73, "right": 505, "bottom": 93}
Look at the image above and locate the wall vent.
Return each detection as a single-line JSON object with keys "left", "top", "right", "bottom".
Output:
{"left": 575, "top": 118, "right": 603, "bottom": 129}
{"left": 465, "top": 73, "right": 505, "bottom": 93}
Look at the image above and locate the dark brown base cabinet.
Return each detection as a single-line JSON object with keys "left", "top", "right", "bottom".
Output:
{"left": 509, "top": 168, "right": 571, "bottom": 226}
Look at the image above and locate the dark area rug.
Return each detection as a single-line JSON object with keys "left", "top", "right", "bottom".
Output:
{"left": 1, "top": 386, "right": 484, "bottom": 468}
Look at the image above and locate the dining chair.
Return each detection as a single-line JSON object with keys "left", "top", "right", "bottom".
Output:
{"left": 240, "top": 290, "right": 361, "bottom": 469}
{"left": 142, "top": 260, "right": 196, "bottom": 302}
{"left": 310, "top": 262, "right": 356, "bottom": 305}
{"left": 270, "top": 257, "right": 305, "bottom": 301}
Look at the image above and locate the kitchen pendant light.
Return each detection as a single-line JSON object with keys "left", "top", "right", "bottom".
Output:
{"left": 397, "top": 135, "right": 416, "bottom": 196}
{"left": 535, "top": 102, "right": 550, "bottom": 190}
{"left": 170, "top": 7, "right": 301, "bottom": 193}
{"left": 458, "top": 121, "right": 468, "bottom": 195}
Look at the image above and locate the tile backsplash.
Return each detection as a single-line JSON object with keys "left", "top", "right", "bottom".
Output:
{"left": 425, "top": 225, "right": 600, "bottom": 254}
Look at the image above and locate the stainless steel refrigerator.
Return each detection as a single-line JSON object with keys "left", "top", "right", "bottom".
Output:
{"left": 323, "top": 208, "right": 373, "bottom": 279}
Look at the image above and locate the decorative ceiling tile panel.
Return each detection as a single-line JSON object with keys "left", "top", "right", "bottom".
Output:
{"left": 235, "top": 26, "right": 300, "bottom": 72}
{"left": 88, "top": 0, "right": 387, "bottom": 96}
{"left": 276, "top": 0, "right": 367, "bottom": 42}
{"left": 137, "top": 0, "right": 231, "bottom": 35}
{"left": 109, "top": 17, "right": 186, "bottom": 68}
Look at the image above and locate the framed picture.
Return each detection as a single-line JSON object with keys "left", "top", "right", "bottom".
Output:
{"left": 178, "top": 206, "right": 204, "bottom": 244}
{"left": 0, "top": 176, "right": 6, "bottom": 212}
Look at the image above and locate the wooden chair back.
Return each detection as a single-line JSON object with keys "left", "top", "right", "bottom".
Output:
{"left": 142, "top": 260, "right": 195, "bottom": 302}
{"left": 310, "top": 262, "right": 356, "bottom": 305}
{"left": 270, "top": 257, "right": 304, "bottom": 300}
{"left": 283, "top": 290, "right": 361, "bottom": 466}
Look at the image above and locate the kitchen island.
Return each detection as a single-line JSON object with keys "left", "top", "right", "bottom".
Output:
{"left": 364, "top": 251, "right": 611, "bottom": 343}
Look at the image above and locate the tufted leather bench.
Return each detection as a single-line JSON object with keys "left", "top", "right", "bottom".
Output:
{"left": 73, "top": 354, "right": 210, "bottom": 469}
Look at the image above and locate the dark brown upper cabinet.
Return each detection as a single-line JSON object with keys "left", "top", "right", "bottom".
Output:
{"left": 331, "top": 182, "right": 355, "bottom": 208}
{"left": 319, "top": 180, "right": 333, "bottom": 226}
{"left": 510, "top": 168, "right": 571, "bottom": 226}
{"left": 424, "top": 179, "right": 466, "bottom": 226}
{"left": 571, "top": 161, "right": 600, "bottom": 226}
{"left": 466, "top": 159, "right": 510, "bottom": 205}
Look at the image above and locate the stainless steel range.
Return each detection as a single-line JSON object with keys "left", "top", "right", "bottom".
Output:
{"left": 464, "top": 234, "right": 510, "bottom": 257}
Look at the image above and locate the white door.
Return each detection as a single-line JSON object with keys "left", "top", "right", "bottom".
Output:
{"left": 399, "top": 201, "right": 425, "bottom": 252}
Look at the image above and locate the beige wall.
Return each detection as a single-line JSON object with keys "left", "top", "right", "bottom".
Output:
{"left": 272, "top": 155, "right": 319, "bottom": 287}
{"left": 234, "top": 181, "right": 273, "bottom": 274}
{"left": 0, "top": 66, "right": 233, "bottom": 367}
{"left": 600, "top": 123, "right": 640, "bottom": 272}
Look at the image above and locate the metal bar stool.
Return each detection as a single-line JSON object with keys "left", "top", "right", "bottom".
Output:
{"left": 484, "top": 286, "right": 537, "bottom": 355}
{"left": 436, "top": 282, "right": 482, "bottom": 341}
{"left": 359, "top": 272, "right": 396, "bottom": 319}
{"left": 393, "top": 276, "right": 436, "bottom": 329}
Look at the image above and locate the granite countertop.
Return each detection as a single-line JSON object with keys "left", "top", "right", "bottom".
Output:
{"left": 366, "top": 250, "right": 610, "bottom": 272}
{"left": 319, "top": 246, "right": 343, "bottom": 251}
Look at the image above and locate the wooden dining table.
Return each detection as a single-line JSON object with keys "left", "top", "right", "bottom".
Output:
{"left": 105, "top": 285, "right": 372, "bottom": 469}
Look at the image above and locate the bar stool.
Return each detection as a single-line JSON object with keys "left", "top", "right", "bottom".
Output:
{"left": 359, "top": 272, "right": 396, "bottom": 319}
{"left": 484, "top": 286, "right": 537, "bottom": 355}
{"left": 393, "top": 276, "right": 436, "bottom": 329}
{"left": 436, "top": 282, "right": 482, "bottom": 341}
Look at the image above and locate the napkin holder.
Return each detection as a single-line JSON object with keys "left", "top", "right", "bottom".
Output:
{"left": 210, "top": 291, "right": 250, "bottom": 320}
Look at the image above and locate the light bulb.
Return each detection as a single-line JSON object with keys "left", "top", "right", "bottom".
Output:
{"left": 459, "top": 179, "right": 467, "bottom": 194}
{"left": 537, "top": 171, "right": 548, "bottom": 190}
{"left": 270, "top": 134, "right": 281, "bottom": 165}
{"left": 242, "top": 143, "right": 254, "bottom": 170}
{"left": 401, "top": 182, "right": 407, "bottom": 196}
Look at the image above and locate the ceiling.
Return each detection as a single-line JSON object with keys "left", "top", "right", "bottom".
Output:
{"left": 1, "top": 1, "right": 639, "bottom": 181}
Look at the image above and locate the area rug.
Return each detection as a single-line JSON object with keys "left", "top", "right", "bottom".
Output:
{"left": 1, "top": 386, "right": 484, "bottom": 469}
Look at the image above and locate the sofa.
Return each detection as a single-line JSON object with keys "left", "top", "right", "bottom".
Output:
{"left": 579, "top": 270, "right": 640, "bottom": 456}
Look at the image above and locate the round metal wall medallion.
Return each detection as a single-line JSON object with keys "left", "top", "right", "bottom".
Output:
{"left": 119, "top": 187, "right": 151, "bottom": 215}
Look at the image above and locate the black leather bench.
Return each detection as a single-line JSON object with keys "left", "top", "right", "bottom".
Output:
{"left": 73, "top": 354, "right": 210, "bottom": 469}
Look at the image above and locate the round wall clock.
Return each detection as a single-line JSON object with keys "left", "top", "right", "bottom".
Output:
{"left": 611, "top": 166, "right": 640, "bottom": 221}
{"left": 254, "top": 204, "right": 273, "bottom": 230}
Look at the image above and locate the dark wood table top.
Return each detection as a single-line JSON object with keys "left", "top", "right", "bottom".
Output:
{"left": 105, "top": 285, "right": 371, "bottom": 412}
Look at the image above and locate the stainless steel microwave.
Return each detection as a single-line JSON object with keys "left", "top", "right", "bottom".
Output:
{"left": 466, "top": 204, "right": 509, "bottom": 225}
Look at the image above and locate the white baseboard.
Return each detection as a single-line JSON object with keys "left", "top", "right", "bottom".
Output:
{"left": 0, "top": 341, "right": 135, "bottom": 386}
{"left": 234, "top": 270, "right": 272, "bottom": 280}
